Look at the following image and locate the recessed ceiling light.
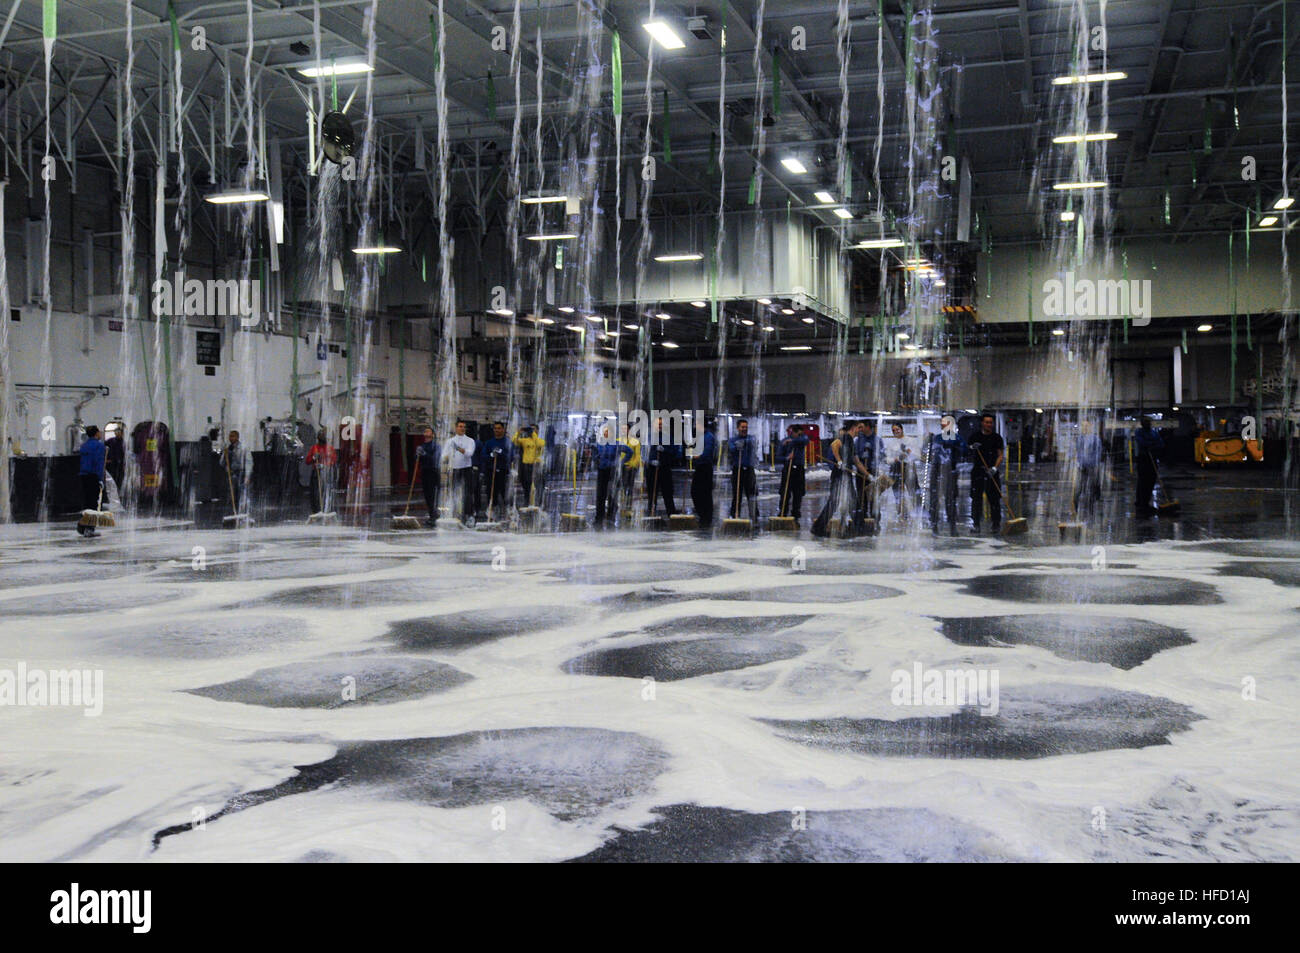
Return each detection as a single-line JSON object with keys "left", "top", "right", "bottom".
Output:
{"left": 1053, "top": 181, "right": 1108, "bottom": 190}
{"left": 1052, "top": 132, "right": 1118, "bottom": 143}
{"left": 780, "top": 157, "right": 808, "bottom": 174}
{"left": 1060, "top": 210, "right": 1076, "bottom": 222}
{"left": 781, "top": 345, "right": 812, "bottom": 352}
{"left": 832, "top": 207, "right": 854, "bottom": 219}
{"left": 525, "top": 233, "right": 578, "bottom": 241}
{"left": 691, "top": 300, "right": 707, "bottom": 308}
{"left": 205, "top": 190, "right": 270, "bottom": 204}
{"left": 661, "top": 341, "right": 679, "bottom": 349}
{"left": 762, "top": 325, "right": 775, "bottom": 332}
{"left": 781, "top": 308, "right": 795, "bottom": 315}
{"left": 655, "top": 252, "right": 704, "bottom": 263}
{"left": 1273, "top": 196, "right": 1295, "bottom": 210}
{"left": 536, "top": 317, "right": 555, "bottom": 325}
{"left": 585, "top": 314, "right": 603, "bottom": 323}
{"left": 801, "top": 316, "right": 815, "bottom": 324}
{"left": 352, "top": 245, "right": 402, "bottom": 254}
{"left": 642, "top": 19, "right": 686, "bottom": 50}
{"left": 1052, "top": 71, "right": 1126, "bottom": 85}
{"left": 521, "top": 194, "right": 569, "bottom": 205}
{"left": 297, "top": 62, "right": 373, "bottom": 78}
{"left": 1197, "top": 323, "right": 1213, "bottom": 332}
{"left": 558, "top": 306, "right": 575, "bottom": 313}
{"left": 656, "top": 312, "right": 672, "bottom": 320}
{"left": 1258, "top": 215, "right": 1279, "bottom": 228}
{"left": 856, "top": 238, "right": 905, "bottom": 248}
{"left": 813, "top": 190, "right": 835, "bottom": 203}
{"left": 624, "top": 323, "right": 640, "bottom": 331}
{"left": 757, "top": 297, "right": 772, "bottom": 305}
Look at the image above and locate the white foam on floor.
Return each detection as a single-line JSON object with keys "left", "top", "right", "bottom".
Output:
{"left": 1, "top": 522, "right": 1297, "bottom": 861}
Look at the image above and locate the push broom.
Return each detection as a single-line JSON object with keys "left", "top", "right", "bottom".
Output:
{"left": 306, "top": 459, "right": 338, "bottom": 525}
{"left": 669, "top": 452, "right": 698, "bottom": 529}
{"left": 222, "top": 455, "right": 253, "bottom": 529}
{"left": 391, "top": 456, "right": 423, "bottom": 530}
{"left": 639, "top": 459, "right": 666, "bottom": 529}
{"left": 1148, "top": 451, "right": 1181, "bottom": 515}
{"left": 78, "top": 459, "right": 116, "bottom": 534}
{"left": 977, "top": 449, "right": 1027, "bottom": 535}
{"left": 560, "top": 448, "right": 585, "bottom": 532}
{"left": 768, "top": 456, "right": 797, "bottom": 533}
{"left": 1058, "top": 473, "right": 1084, "bottom": 541}
{"left": 720, "top": 457, "right": 751, "bottom": 536}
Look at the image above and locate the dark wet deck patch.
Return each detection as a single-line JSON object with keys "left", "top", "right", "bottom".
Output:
{"left": 569, "top": 804, "right": 1015, "bottom": 862}
{"left": 991, "top": 562, "right": 1137, "bottom": 572}
{"left": 0, "top": 562, "right": 150, "bottom": 589}
{"left": 152, "top": 727, "right": 669, "bottom": 847}
{"left": 551, "top": 561, "right": 729, "bottom": 585}
{"left": 756, "top": 553, "right": 956, "bottom": 575}
{"left": 936, "top": 614, "right": 1193, "bottom": 669}
{"left": 1215, "top": 561, "right": 1300, "bottom": 588}
{"left": 764, "top": 684, "right": 1201, "bottom": 759}
{"left": 0, "top": 587, "right": 192, "bottom": 615}
{"left": 156, "top": 555, "right": 411, "bottom": 582}
{"left": 562, "top": 635, "right": 805, "bottom": 681}
{"left": 960, "top": 573, "right": 1222, "bottom": 605}
{"left": 385, "top": 605, "right": 588, "bottom": 650}
{"left": 255, "top": 578, "right": 464, "bottom": 610}
{"left": 716, "top": 581, "right": 905, "bottom": 603}
{"left": 635, "top": 613, "right": 813, "bottom": 639}
{"left": 93, "top": 616, "right": 311, "bottom": 659}
{"left": 1185, "top": 540, "right": 1300, "bottom": 559}
{"left": 185, "top": 656, "right": 473, "bottom": 707}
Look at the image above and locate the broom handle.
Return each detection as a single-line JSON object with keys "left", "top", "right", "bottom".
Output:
{"left": 403, "top": 455, "right": 421, "bottom": 516}
{"left": 650, "top": 456, "right": 660, "bottom": 515}
{"left": 224, "top": 452, "right": 237, "bottom": 516}
{"left": 975, "top": 448, "right": 1019, "bottom": 520}
{"left": 780, "top": 455, "right": 792, "bottom": 517}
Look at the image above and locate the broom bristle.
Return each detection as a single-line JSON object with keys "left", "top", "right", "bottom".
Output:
{"left": 79, "top": 510, "right": 116, "bottom": 527}
{"left": 1003, "top": 518, "right": 1029, "bottom": 535}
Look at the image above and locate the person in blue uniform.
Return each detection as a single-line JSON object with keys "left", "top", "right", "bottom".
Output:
{"left": 593, "top": 426, "right": 633, "bottom": 528}
{"left": 728, "top": 418, "right": 759, "bottom": 521}
{"left": 77, "top": 426, "right": 106, "bottom": 537}
{"left": 776, "top": 424, "right": 811, "bottom": 521}
{"left": 968, "top": 413, "right": 1005, "bottom": 534}
{"left": 1133, "top": 416, "right": 1164, "bottom": 516}
{"left": 643, "top": 418, "right": 678, "bottom": 516}
{"left": 414, "top": 427, "right": 441, "bottom": 526}
{"left": 690, "top": 418, "right": 719, "bottom": 528}
{"left": 479, "top": 422, "right": 513, "bottom": 520}
{"left": 928, "top": 415, "right": 966, "bottom": 536}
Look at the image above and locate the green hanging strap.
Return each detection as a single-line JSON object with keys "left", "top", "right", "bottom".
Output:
{"left": 1231, "top": 314, "right": 1238, "bottom": 398}
{"left": 1181, "top": 329, "right": 1188, "bottom": 354}
{"left": 331, "top": 57, "right": 338, "bottom": 112}
{"left": 429, "top": 15, "right": 439, "bottom": 75}
{"left": 747, "top": 169, "right": 757, "bottom": 205}
{"left": 662, "top": 90, "right": 671, "bottom": 163}
{"left": 167, "top": 1, "right": 181, "bottom": 53}
{"left": 611, "top": 30, "right": 623, "bottom": 117}
{"left": 43, "top": 0, "right": 56, "bottom": 39}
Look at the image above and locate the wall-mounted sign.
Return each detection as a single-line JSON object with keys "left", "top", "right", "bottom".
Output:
{"left": 196, "top": 330, "right": 222, "bottom": 366}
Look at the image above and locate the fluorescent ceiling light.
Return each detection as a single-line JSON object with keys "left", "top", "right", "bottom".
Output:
{"left": 762, "top": 325, "right": 775, "bottom": 332}
{"left": 624, "top": 323, "right": 640, "bottom": 331}
{"left": 565, "top": 324, "right": 585, "bottom": 333}
{"left": 757, "top": 297, "right": 772, "bottom": 305}
{"left": 741, "top": 318, "right": 754, "bottom": 326}
{"left": 661, "top": 341, "right": 679, "bottom": 349}
{"left": 605, "top": 330, "right": 620, "bottom": 336}
{"left": 205, "top": 190, "right": 270, "bottom": 204}
{"left": 656, "top": 312, "right": 672, "bottom": 320}
{"left": 1060, "top": 211, "right": 1077, "bottom": 222}
{"left": 1052, "top": 71, "right": 1126, "bottom": 85}
{"left": 691, "top": 300, "right": 707, "bottom": 308}
{"left": 558, "top": 306, "right": 576, "bottom": 313}
{"left": 781, "top": 345, "right": 812, "bottom": 352}
{"left": 1053, "top": 181, "right": 1108, "bottom": 190}
{"left": 352, "top": 245, "right": 402, "bottom": 254}
{"left": 536, "top": 317, "right": 555, "bottom": 325}
{"left": 492, "top": 308, "right": 514, "bottom": 316}
{"left": 1197, "top": 323, "right": 1213, "bottom": 332}
{"left": 801, "top": 316, "right": 815, "bottom": 324}
{"left": 1052, "top": 328, "right": 1065, "bottom": 336}
{"left": 1051, "top": 132, "right": 1118, "bottom": 143}
{"left": 857, "top": 238, "right": 905, "bottom": 249}
{"left": 526, "top": 233, "right": 578, "bottom": 241}
{"left": 655, "top": 252, "right": 704, "bottom": 262}
{"left": 521, "top": 194, "right": 569, "bottom": 205}
{"left": 832, "top": 207, "right": 854, "bottom": 219}
{"left": 813, "top": 190, "right": 835, "bottom": 203}
{"left": 297, "top": 62, "right": 374, "bottom": 78}
{"left": 781, "top": 308, "right": 795, "bottom": 315}
{"left": 1273, "top": 197, "right": 1295, "bottom": 211}
{"left": 643, "top": 20, "right": 686, "bottom": 50}
{"left": 1258, "top": 215, "right": 1279, "bottom": 228}
{"left": 780, "top": 157, "right": 808, "bottom": 174}
{"left": 585, "top": 314, "right": 603, "bottom": 323}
